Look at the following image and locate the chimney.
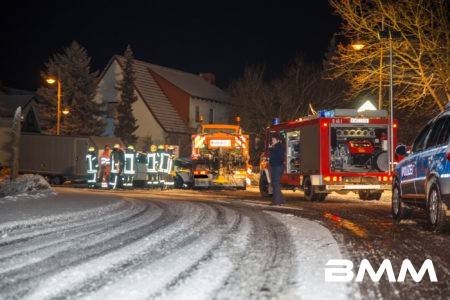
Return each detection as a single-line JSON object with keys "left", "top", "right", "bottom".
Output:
{"left": 199, "top": 73, "right": 215, "bottom": 85}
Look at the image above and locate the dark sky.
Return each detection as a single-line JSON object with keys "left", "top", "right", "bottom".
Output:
{"left": 1, "top": 0, "right": 340, "bottom": 91}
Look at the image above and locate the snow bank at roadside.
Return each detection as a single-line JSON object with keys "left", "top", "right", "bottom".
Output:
{"left": 0, "top": 174, "right": 54, "bottom": 200}
{"left": 265, "top": 211, "right": 358, "bottom": 300}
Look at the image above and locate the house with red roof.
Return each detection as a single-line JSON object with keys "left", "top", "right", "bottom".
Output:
{"left": 94, "top": 55, "right": 233, "bottom": 156}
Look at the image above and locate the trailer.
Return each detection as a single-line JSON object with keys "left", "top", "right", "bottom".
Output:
{"left": 259, "top": 109, "right": 398, "bottom": 201}
{"left": 19, "top": 134, "right": 122, "bottom": 185}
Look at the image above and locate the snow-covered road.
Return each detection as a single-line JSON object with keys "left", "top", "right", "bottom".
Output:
{"left": 0, "top": 189, "right": 353, "bottom": 299}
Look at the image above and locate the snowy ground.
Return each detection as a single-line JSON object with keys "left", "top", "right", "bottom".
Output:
{"left": 0, "top": 174, "right": 54, "bottom": 200}
{"left": 0, "top": 188, "right": 357, "bottom": 299}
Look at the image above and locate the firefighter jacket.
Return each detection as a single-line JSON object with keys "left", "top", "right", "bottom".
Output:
{"left": 124, "top": 149, "right": 136, "bottom": 174}
{"left": 110, "top": 149, "right": 125, "bottom": 174}
{"left": 86, "top": 151, "right": 98, "bottom": 172}
{"left": 157, "top": 150, "right": 173, "bottom": 174}
{"left": 100, "top": 149, "right": 111, "bottom": 167}
{"left": 147, "top": 152, "right": 158, "bottom": 173}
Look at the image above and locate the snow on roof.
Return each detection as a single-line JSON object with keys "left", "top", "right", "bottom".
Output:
{"left": 144, "top": 63, "right": 232, "bottom": 104}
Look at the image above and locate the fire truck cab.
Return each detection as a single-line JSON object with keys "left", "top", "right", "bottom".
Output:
{"left": 191, "top": 123, "right": 251, "bottom": 189}
{"left": 259, "top": 109, "right": 398, "bottom": 201}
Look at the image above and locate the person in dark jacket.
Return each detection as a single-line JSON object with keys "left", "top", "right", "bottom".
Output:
{"left": 109, "top": 144, "right": 125, "bottom": 189}
{"left": 269, "top": 134, "right": 284, "bottom": 205}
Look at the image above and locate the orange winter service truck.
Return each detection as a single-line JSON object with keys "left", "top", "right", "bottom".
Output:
{"left": 259, "top": 109, "right": 398, "bottom": 201}
{"left": 191, "top": 122, "right": 251, "bottom": 189}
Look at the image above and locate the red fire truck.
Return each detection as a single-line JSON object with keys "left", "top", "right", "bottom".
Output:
{"left": 259, "top": 109, "right": 398, "bottom": 201}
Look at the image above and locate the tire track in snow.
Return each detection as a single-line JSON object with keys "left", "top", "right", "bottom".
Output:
{"left": 0, "top": 200, "right": 166, "bottom": 299}
{"left": 0, "top": 200, "right": 143, "bottom": 257}
{"left": 0, "top": 201, "right": 153, "bottom": 273}
{"left": 0, "top": 195, "right": 351, "bottom": 300}
{"left": 21, "top": 201, "right": 223, "bottom": 300}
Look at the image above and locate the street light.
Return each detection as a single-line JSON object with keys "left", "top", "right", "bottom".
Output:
{"left": 62, "top": 107, "right": 70, "bottom": 115}
{"left": 378, "top": 30, "right": 401, "bottom": 174}
{"left": 351, "top": 42, "right": 365, "bottom": 51}
{"left": 46, "top": 76, "right": 62, "bottom": 135}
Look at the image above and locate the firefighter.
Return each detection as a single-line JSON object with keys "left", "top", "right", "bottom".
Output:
{"left": 165, "top": 145, "right": 176, "bottom": 188}
{"left": 123, "top": 145, "right": 136, "bottom": 188}
{"left": 156, "top": 144, "right": 166, "bottom": 188}
{"left": 146, "top": 145, "right": 159, "bottom": 188}
{"left": 158, "top": 144, "right": 175, "bottom": 189}
{"left": 99, "top": 145, "right": 111, "bottom": 188}
{"left": 109, "top": 144, "right": 125, "bottom": 189}
{"left": 85, "top": 146, "right": 98, "bottom": 188}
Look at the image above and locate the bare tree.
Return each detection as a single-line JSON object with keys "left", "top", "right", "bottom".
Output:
{"left": 228, "top": 58, "right": 347, "bottom": 164}
{"left": 327, "top": 0, "right": 449, "bottom": 112}
{"left": 227, "top": 65, "right": 276, "bottom": 138}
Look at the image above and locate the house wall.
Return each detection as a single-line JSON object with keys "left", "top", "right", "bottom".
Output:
{"left": 189, "top": 97, "right": 231, "bottom": 129}
{"left": 94, "top": 60, "right": 166, "bottom": 147}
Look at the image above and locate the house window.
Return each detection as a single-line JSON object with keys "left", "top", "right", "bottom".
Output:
{"left": 209, "top": 108, "right": 214, "bottom": 124}
{"left": 195, "top": 106, "right": 200, "bottom": 122}
{"left": 107, "top": 102, "right": 118, "bottom": 118}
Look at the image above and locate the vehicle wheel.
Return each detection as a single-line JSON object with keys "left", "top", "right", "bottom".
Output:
{"left": 50, "top": 176, "right": 63, "bottom": 185}
{"left": 358, "top": 190, "right": 371, "bottom": 200}
{"left": 428, "top": 180, "right": 447, "bottom": 232}
{"left": 259, "top": 173, "right": 272, "bottom": 197}
{"left": 174, "top": 175, "right": 183, "bottom": 189}
{"left": 318, "top": 193, "right": 327, "bottom": 202}
{"left": 369, "top": 192, "right": 382, "bottom": 200}
{"left": 392, "top": 183, "right": 409, "bottom": 222}
{"left": 303, "top": 177, "right": 319, "bottom": 201}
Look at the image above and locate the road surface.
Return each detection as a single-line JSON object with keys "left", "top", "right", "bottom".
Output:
{"left": 1, "top": 187, "right": 448, "bottom": 299}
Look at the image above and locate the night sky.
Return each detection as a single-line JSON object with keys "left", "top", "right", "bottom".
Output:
{"left": 1, "top": 0, "right": 340, "bottom": 91}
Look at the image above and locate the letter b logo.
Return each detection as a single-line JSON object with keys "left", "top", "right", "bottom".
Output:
{"left": 325, "top": 259, "right": 354, "bottom": 282}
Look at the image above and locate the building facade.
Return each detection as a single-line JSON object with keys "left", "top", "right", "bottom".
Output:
{"left": 94, "top": 56, "right": 233, "bottom": 156}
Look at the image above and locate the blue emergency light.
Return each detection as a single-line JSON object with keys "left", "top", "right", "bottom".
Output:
{"left": 319, "top": 110, "right": 335, "bottom": 117}
{"left": 272, "top": 118, "right": 280, "bottom": 125}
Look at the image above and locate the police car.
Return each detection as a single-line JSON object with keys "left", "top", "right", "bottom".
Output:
{"left": 393, "top": 103, "right": 450, "bottom": 231}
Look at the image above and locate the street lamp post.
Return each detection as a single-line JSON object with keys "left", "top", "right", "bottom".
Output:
{"left": 378, "top": 30, "right": 401, "bottom": 174}
{"left": 46, "top": 77, "right": 62, "bottom": 135}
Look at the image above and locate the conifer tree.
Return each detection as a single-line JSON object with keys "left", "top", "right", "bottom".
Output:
{"left": 37, "top": 41, "right": 105, "bottom": 135}
{"left": 115, "top": 45, "right": 138, "bottom": 145}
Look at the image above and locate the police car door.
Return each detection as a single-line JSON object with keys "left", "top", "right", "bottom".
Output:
{"left": 400, "top": 124, "right": 432, "bottom": 198}
{"left": 416, "top": 117, "right": 450, "bottom": 199}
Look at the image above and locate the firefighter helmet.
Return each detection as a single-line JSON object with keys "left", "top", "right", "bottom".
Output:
{"left": 150, "top": 144, "right": 157, "bottom": 152}
{"left": 168, "top": 145, "right": 175, "bottom": 150}
{"left": 158, "top": 144, "right": 164, "bottom": 150}
{"left": 127, "top": 145, "right": 135, "bottom": 150}
{"left": 113, "top": 143, "right": 120, "bottom": 149}
{"left": 88, "top": 146, "right": 95, "bottom": 152}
